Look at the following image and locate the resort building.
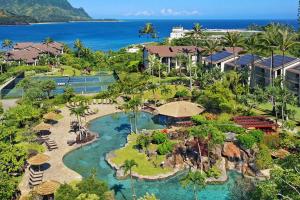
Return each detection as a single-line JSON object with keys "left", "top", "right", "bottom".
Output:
{"left": 169, "top": 27, "right": 191, "bottom": 39}
{"left": 254, "top": 55, "right": 299, "bottom": 87}
{"left": 203, "top": 51, "right": 237, "bottom": 71}
{"left": 5, "top": 42, "right": 64, "bottom": 65}
{"left": 286, "top": 65, "right": 300, "bottom": 104}
{"left": 143, "top": 46, "right": 203, "bottom": 73}
{"left": 225, "top": 54, "right": 262, "bottom": 86}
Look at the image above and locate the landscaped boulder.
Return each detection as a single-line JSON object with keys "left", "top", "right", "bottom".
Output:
{"left": 222, "top": 142, "right": 241, "bottom": 161}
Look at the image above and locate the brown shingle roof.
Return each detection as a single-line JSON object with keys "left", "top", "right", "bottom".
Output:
{"left": 14, "top": 42, "right": 34, "bottom": 50}
{"left": 145, "top": 46, "right": 202, "bottom": 57}
{"left": 6, "top": 48, "right": 40, "bottom": 64}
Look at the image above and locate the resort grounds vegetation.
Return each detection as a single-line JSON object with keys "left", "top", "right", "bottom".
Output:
{"left": 54, "top": 172, "right": 113, "bottom": 200}
{"left": 110, "top": 133, "right": 174, "bottom": 176}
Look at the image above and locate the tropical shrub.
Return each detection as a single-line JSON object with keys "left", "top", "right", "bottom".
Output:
{"left": 152, "top": 131, "right": 168, "bottom": 144}
{"left": 216, "top": 125, "right": 245, "bottom": 134}
{"left": 0, "top": 102, "right": 3, "bottom": 115}
{"left": 157, "top": 141, "right": 174, "bottom": 155}
{"left": 0, "top": 172, "right": 18, "bottom": 200}
{"left": 248, "top": 130, "right": 264, "bottom": 143}
{"left": 206, "top": 165, "right": 222, "bottom": 179}
{"left": 255, "top": 144, "right": 273, "bottom": 170}
{"left": 175, "top": 88, "right": 190, "bottom": 98}
{"left": 263, "top": 133, "right": 280, "bottom": 149}
{"left": 237, "top": 133, "right": 257, "bottom": 149}
{"left": 55, "top": 183, "right": 79, "bottom": 200}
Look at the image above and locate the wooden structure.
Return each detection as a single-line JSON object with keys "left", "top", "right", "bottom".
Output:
{"left": 233, "top": 116, "right": 277, "bottom": 134}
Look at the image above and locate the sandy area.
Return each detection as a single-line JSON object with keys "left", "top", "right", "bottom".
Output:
{"left": 19, "top": 104, "right": 120, "bottom": 195}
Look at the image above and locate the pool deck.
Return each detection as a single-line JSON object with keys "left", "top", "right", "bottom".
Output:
{"left": 19, "top": 104, "right": 120, "bottom": 196}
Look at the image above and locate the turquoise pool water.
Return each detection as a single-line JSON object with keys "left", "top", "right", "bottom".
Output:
{"left": 63, "top": 112, "right": 239, "bottom": 200}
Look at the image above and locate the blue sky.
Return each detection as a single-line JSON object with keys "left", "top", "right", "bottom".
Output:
{"left": 69, "top": 0, "right": 297, "bottom": 19}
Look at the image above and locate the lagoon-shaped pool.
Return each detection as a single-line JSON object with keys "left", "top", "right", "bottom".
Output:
{"left": 63, "top": 112, "right": 239, "bottom": 200}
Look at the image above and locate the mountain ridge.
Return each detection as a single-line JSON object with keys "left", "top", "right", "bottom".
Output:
{"left": 0, "top": 0, "right": 91, "bottom": 24}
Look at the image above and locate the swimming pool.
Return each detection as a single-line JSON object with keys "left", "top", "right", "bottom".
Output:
{"left": 63, "top": 112, "right": 239, "bottom": 200}
{"left": 1, "top": 73, "right": 116, "bottom": 98}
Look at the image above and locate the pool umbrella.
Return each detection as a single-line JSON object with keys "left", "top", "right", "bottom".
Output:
{"left": 156, "top": 101, "right": 205, "bottom": 118}
{"left": 43, "top": 112, "right": 58, "bottom": 121}
{"left": 33, "top": 123, "right": 51, "bottom": 132}
{"left": 28, "top": 154, "right": 50, "bottom": 171}
{"left": 34, "top": 180, "right": 60, "bottom": 196}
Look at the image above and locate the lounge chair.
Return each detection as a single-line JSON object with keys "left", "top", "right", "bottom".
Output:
{"left": 29, "top": 167, "right": 43, "bottom": 175}
{"left": 93, "top": 99, "right": 97, "bottom": 105}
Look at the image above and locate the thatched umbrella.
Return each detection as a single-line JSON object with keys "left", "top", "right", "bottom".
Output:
{"left": 28, "top": 154, "right": 50, "bottom": 171}
{"left": 156, "top": 101, "right": 205, "bottom": 118}
{"left": 43, "top": 112, "right": 58, "bottom": 121}
{"left": 34, "top": 180, "right": 60, "bottom": 197}
{"left": 33, "top": 123, "right": 51, "bottom": 132}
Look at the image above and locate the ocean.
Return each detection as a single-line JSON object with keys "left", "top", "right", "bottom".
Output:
{"left": 0, "top": 19, "right": 297, "bottom": 51}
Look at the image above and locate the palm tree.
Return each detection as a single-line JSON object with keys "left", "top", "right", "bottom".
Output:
{"left": 123, "top": 97, "right": 142, "bottom": 133}
{"left": 260, "top": 23, "right": 280, "bottom": 116}
{"left": 180, "top": 171, "right": 207, "bottom": 200}
{"left": 74, "top": 39, "right": 84, "bottom": 58}
{"left": 70, "top": 106, "right": 85, "bottom": 125}
{"left": 202, "top": 40, "right": 221, "bottom": 68}
{"left": 180, "top": 48, "right": 195, "bottom": 90}
{"left": 277, "top": 28, "right": 297, "bottom": 121}
{"left": 176, "top": 53, "right": 188, "bottom": 76}
{"left": 188, "top": 126, "right": 208, "bottom": 172}
{"left": 147, "top": 55, "right": 157, "bottom": 76}
{"left": 2, "top": 39, "right": 13, "bottom": 51}
{"left": 186, "top": 23, "right": 204, "bottom": 47}
{"left": 139, "top": 23, "right": 157, "bottom": 39}
{"left": 43, "top": 37, "right": 54, "bottom": 45}
{"left": 122, "top": 159, "right": 138, "bottom": 200}
{"left": 260, "top": 23, "right": 280, "bottom": 86}
{"left": 244, "top": 34, "right": 260, "bottom": 87}
{"left": 223, "top": 32, "right": 243, "bottom": 70}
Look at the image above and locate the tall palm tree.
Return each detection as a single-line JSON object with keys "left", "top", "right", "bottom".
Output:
{"left": 147, "top": 55, "right": 157, "bottom": 76}
{"left": 223, "top": 32, "right": 243, "bottom": 70}
{"left": 122, "top": 159, "right": 138, "bottom": 200}
{"left": 180, "top": 171, "right": 207, "bottom": 200}
{"left": 2, "top": 39, "right": 13, "bottom": 51}
{"left": 277, "top": 28, "right": 297, "bottom": 121}
{"left": 74, "top": 39, "right": 84, "bottom": 58}
{"left": 244, "top": 34, "right": 260, "bottom": 87}
{"left": 186, "top": 23, "right": 205, "bottom": 47}
{"left": 260, "top": 23, "right": 280, "bottom": 86}
{"left": 202, "top": 40, "right": 221, "bottom": 67}
{"left": 123, "top": 97, "right": 142, "bottom": 133}
{"left": 188, "top": 126, "right": 209, "bottom": 172}
{"left": 176, "top": 53, "right": 188, "bottom": 76}
{"left": 180, "top": 48, "right": 195, "bottom": 90}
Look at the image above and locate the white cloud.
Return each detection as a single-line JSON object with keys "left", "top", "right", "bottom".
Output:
{"left": 160, "top": 8, "right": 201, "bottom": 16}
{"left": 125, "top": 10, "right": 154, "bottom": 17}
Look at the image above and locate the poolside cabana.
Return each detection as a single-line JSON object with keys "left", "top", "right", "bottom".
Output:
{"left": 156, "top": 101, "right": 205, "bottom": 126}
{"left": 43, "top": 112, "right": 58, "bottom": 124}
{"left": 33, "top": 123, "right": 51, "bottom": 132}
{"left": 28, "top": 154, "right": 50, "bottom": 171}
{"left": 34, "top": 180, "right": 60, "bottom": 200}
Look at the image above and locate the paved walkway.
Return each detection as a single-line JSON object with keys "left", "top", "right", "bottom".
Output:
{"left": 19, "top": 104, "right": 120, "bottom": 195}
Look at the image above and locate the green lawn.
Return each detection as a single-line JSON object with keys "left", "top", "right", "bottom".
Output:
{"left": 257, "top": 103, "right": 300, "bottom": 122}
{"left": 110, "top": 134, "right": 173, "bottom": 176}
